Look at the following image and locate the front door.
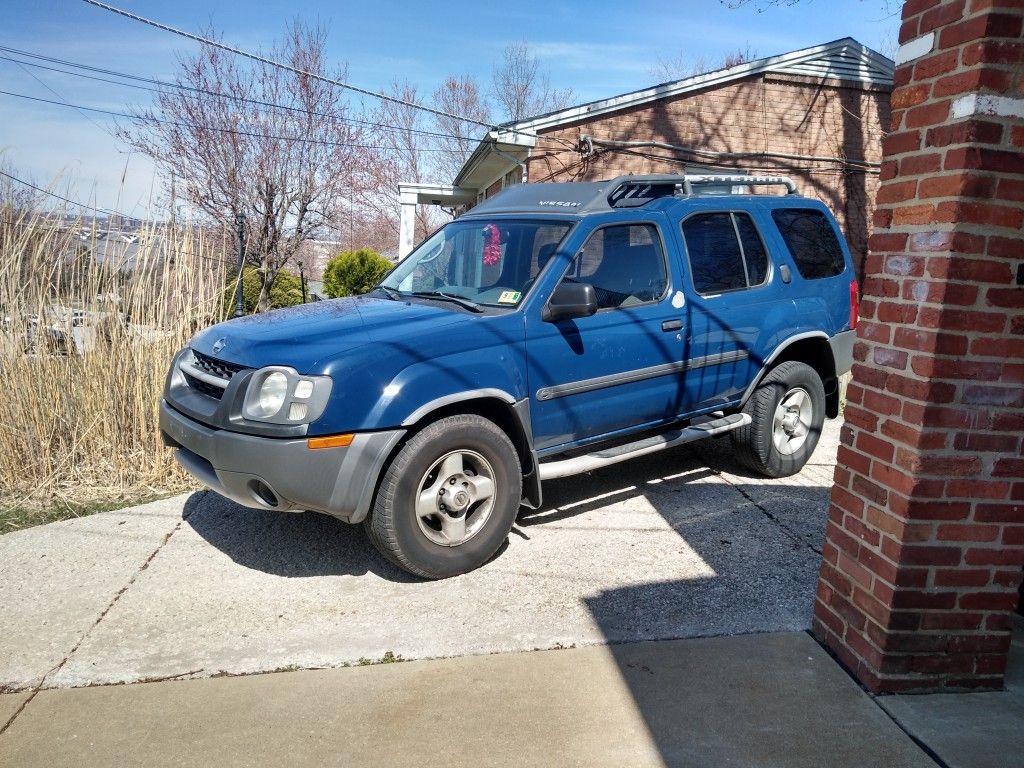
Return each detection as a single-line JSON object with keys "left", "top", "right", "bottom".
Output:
{"left": 526, "top": 221, "right": 686, "bottom": 453}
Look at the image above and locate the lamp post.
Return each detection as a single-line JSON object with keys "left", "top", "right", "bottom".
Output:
{"left": 234, "top": 212, "right": 246, "bottom": 318}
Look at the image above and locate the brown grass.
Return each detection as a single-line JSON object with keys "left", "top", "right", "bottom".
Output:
{"left": 0, "top": 206, "right": 229, "bottom": 524}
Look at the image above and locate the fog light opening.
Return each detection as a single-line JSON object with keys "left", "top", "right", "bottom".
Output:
{"left": 248, "top": 480, "right": 280, "bottom": 508}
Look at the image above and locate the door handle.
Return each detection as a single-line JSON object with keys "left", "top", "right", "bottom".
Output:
{"left": 661, "top": 319, "right": 683, "bottom": 332}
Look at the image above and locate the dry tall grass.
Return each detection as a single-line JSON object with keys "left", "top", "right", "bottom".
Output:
{"left": 0, "top": 205, "right": 229, "bottom": 519}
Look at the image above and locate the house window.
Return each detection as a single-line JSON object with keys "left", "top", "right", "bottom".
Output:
{"left": 771, "top": 208, "right": 845, "bottom": 279}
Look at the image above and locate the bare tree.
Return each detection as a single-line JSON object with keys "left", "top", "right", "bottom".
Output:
{"left": 651, "top": 44, "right": 759, "bottom": 82}
{"left": 119, "top": 23, "right": 363, "bottom": 311}
{"left": 432, "top": 75, "right": 491, "bottom": 183}
{"left": 360, "top": 80, "right": 445, "bottom": 247}
{"left": 0, "top": 157, "right": 42, "bottom": 214}
{"left": 721, "top": 0, "right": 901, "bottom": 15}
{"left": 491, "top": 42, "right": 574, "bottom": 122}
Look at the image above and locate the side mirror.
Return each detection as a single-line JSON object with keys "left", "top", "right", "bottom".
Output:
{"left": 542, "top": 282, "right": 598, "bottom": 323}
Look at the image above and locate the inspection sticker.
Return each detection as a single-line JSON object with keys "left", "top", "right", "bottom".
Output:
{"left": 498, "top": 291, "right": 522, "bottom": 304}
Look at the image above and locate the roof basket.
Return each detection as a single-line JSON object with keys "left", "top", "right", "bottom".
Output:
{"left": 607, "top": 180, "right": 680, "bottom": 208}
{"left": 603, "top": 173, "right": 798, "bottom": 209}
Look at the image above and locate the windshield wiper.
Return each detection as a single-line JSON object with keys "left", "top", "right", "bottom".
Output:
{"left": 373, "top": 286, "right": 401, "bottom": 301}
{"left": 407, "top": 290, "right": 484, "bottom": 313}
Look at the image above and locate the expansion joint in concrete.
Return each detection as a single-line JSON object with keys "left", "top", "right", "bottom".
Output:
{"left": 0, "top": 500, "right": 198, "bottom": 738}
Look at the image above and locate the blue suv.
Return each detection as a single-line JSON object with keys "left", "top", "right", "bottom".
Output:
{"left": 161, "top": 174, "right": 857, "bottom": 578}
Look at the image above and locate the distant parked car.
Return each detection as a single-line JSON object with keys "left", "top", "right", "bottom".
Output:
{"left": 161, "top": 174, "right": 857, "bottom": 579}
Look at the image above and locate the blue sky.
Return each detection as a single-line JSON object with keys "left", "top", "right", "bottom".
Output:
{"left": 0, "top": 0, "right": 900, "bottom": 216}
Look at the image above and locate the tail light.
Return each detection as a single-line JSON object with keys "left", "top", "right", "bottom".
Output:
{"left": 849, "top": 280, "right": 859, "bottom": 330}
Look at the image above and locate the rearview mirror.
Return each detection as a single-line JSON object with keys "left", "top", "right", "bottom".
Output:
{"left": 542, "top": 282, "right": 598, "bottom": 323}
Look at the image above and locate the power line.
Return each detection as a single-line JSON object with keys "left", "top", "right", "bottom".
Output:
{"left": 0, "top": 48, "right": 495, "bottom": 146}
{"left": 79, "top": 0, "right": 574, "bottom": 150}
{"left": 0, "top": 168, "right": 134, "bottom": 219}
{"left": 0, "top": 88, "right": 459, "bottom": 152}
{"left": 0, "top": 170, "right": 238, "bottom": 266}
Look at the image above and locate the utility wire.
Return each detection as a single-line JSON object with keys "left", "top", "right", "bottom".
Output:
{"left": 0, "top": 48, "right": 498, "bottom": 146}
{"left": 12, "top": 59, "right": 111, "bottom": 138}
{"left": 0, "top": 169, "right": 134, "bottom": 219}
{"left": 80, "top": 0, "right": 573, "bottom": 149}
{"left": 0, "top": 88, "right": 458, "bottom": 152}
{"left": 0, "top": 170, "right": 238, "bottom": 265}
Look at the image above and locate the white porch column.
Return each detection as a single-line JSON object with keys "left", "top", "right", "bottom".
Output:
{"left": 398, "top": 187, "right": 418, "bottom": 261}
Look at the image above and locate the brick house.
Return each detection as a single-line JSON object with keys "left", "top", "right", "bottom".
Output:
{"left": 399, "top": 37, "right": 894, "bottom": 278}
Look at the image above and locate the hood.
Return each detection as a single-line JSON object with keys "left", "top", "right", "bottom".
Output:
{"left": 189, "top": 296, "right": 473, "bottom": 373}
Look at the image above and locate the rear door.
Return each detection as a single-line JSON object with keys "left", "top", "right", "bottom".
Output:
{"left": 526, "top": 219, "right": 687, "bottom": 453}
{"left": 675, "top": 208, "right": 779, "bottom": 411}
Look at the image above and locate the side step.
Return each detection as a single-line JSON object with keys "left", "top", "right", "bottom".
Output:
{"left": 537, "top": 413, "right": 751, "bottom": 481}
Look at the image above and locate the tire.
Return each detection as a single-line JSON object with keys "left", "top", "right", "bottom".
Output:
{"left": 731, "top": 361, "right": 825, "bottom": 478}
{"left": 364, "top": 415, "right": 522, "bottom": 579}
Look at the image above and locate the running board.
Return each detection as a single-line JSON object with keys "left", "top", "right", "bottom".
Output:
{"left": 537, "top": 413, "right": 751, "bottom": 481}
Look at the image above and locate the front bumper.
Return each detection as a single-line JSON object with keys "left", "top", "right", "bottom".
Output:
{"left": 160, "top": 399, "right": 404, "bottom": 523}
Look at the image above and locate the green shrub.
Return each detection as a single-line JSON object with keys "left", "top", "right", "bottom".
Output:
{"left": 322, "top": 248, "right": 392, "bottom": 298}
{"left": 221, "top": 266, "right": 305, "bottom": 316}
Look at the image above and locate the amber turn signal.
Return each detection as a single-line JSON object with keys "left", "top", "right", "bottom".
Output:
{"left": 307, "top": 434, "right": 354, "bottom": 449}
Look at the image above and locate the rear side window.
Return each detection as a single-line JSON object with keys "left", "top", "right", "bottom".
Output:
{"left": 681, "top": 212, "right": 769, "bottom": 294}
{"left": 771, "top": 209, "right": 845, "bottom": 279}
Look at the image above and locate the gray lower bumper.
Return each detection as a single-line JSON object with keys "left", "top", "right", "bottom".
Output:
{"left": 160, "top": 399, "right": 404, "bottom": 523}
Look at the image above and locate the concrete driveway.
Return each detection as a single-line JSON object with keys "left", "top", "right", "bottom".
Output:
{"left": 0, "top": 421, "right": 839, "bottom": 692}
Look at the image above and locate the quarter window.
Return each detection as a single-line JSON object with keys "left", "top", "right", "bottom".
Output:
{"left": 561, "top": 224, "right": 668, "bottom": 310}
{"left": 771, "top": 208, "right": 845, "bottom": 279}
{"left": 681, "top": 212, "right": 769, "bottom": 294}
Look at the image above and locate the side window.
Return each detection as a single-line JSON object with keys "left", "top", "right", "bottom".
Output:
{"left": 735, "top": 213, "right": 769, "bottom": 286}
{"left": 681, "top": 212, "right": 769, "bottom": 294}
{"left": 771, "top": 208, "right": 845, "bottom": 279}
{"left": 562, "top": 224, "right": 668, "bottom": 310}
{"left": 531, "top": 225, "right": 570, "bottom": 277}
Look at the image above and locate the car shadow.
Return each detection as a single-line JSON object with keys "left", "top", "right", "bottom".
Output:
{"left": 184, "top": 433, "right": 829, "bottom": 585}
{"left": 182, "top": 491, "right": 417, "bottom": 582}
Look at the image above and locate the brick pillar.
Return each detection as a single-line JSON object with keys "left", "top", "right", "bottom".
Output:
{"left": 813, "top": 0, "right": 1024, "bottom": 693}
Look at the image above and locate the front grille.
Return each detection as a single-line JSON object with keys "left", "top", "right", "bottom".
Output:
{"left": 184, "top": 374, "right": 226, "bottom": 399}
{"left": 183, "top": 349, "right": 246, "bottom": 400}
{"left": 192, "top": 349, "right": 245, "bottom": 379}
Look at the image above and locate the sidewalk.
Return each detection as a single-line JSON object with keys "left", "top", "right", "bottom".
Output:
{"left": 4, "top": 629, "right": 1020, "bottom": 768}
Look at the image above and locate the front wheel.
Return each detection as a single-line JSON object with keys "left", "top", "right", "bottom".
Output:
{"left": 731, "top": 361, "right": 825, "bottom": 478}
{"left": 364, "top": 415, "right": 522, "bottom": 579}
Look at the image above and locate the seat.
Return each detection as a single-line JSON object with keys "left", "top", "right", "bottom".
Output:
{"left": 588, "top": 244, "right": 665, "bottom": 308}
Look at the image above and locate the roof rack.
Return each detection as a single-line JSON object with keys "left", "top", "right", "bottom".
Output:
{"left": 600, "top": 173, "right": 798, "bottom": 210}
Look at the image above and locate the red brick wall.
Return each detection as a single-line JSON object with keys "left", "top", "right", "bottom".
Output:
{"left": 528, "top": 73, "right": 891, "bottom": 278}
{"left": 814, "top": 0, "right": 1024, "bottom": 693}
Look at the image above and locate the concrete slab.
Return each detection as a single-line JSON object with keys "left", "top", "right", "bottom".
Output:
{"left": 0, "top": 692, "right": 31, "bottom": 729}
{"left": 0, "top": 632, "right": 935, "bottom": 768}
{"left": 879, "top": 693, "right": 1024, "bottom": 768}
{"left": 877, "top": 618, "right": 1024, "bottom": 768}
{"left": 0, "top": 495, "right": 187, "bottom": 690}
{"left": 49, "top": 423, "right": 841, "bottom": 687}
{"left": 692, "top": 417, "right": 842, "bottom": 551}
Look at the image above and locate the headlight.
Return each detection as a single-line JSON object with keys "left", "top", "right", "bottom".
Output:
{"left": 249, "top": 372, "right": 288, "bottom": 418}
{"left": 242, "top": 367, "right": 333, "bottom": 424}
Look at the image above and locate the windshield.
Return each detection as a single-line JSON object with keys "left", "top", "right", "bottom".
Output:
{"left": 380, "top": 218, "right": 573, "bottom": 307}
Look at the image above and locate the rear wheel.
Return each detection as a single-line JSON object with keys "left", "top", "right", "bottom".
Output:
{"left": 731, "top": 361, "right": 825, "bottom": 478}
{"left": 364, "top": 415, "right": 522, "bottom": 579}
